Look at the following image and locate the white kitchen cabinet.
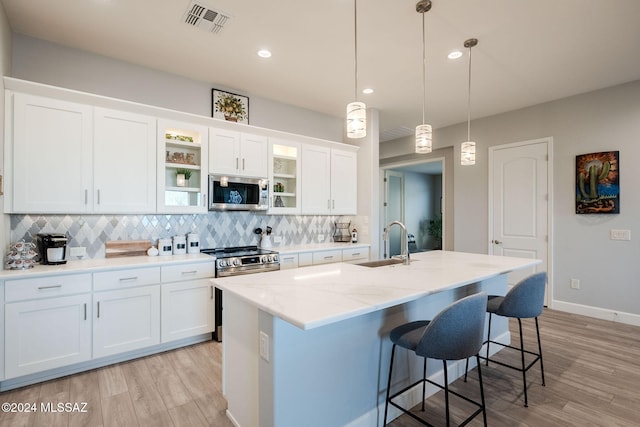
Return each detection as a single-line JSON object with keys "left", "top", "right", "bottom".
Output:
{"left": 279, "top": 253, "right": 299, "bottom": 270}
{"left": 268, "top": 139, "right": 302, "bottom": 214}
{"left": 312, "top": 249, "right": 343, "bottom": 265}
{"left": 330, "top": 149, "right": 358, "bottom": 215}
{"left": 301, "top": 145, "right": 357, "bottom": 215}
{"left": 160, "top": 262, "right": 215, "bottom": 343}
{"left": 157, "top": 119, "right": 209, "bottom": 213}
{"left": 342, "top": 247, "right": 369, "bottom": 263}
{"left": 9, "top": 93, "right": 93, "bottom": 213}
{"left": 7, "top": 93, "right": 157, "bottom": 214}
{"left": 209, "top": 128, "right": 268, "bottom": 178}
{"left": 93, "top": 107, "right": 156, "bottom": 213}
{"left": 4, "top": 274, "right": 92, "bottom": 379}
{"left": 93, "top": 267, "right": 161, "bottom": 358}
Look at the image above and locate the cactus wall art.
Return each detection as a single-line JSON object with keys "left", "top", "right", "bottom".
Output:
{"left": 575, "top": 151, "right": 619, "bottom": 214}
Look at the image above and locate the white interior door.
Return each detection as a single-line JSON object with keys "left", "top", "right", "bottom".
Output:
{"left": 384, "top": 171, "right": 404, "bottom": 257}
{"left": 489, "top": 138, "right": 551, "bottom": 305}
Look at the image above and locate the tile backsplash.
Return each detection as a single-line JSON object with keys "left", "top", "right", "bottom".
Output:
{"left": 10, "top": 212, "right": 356, "bottom": 259}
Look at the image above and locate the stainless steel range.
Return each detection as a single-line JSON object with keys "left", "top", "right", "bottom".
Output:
{"left": 201, "top": 245, "right": 280, "bottom": 341}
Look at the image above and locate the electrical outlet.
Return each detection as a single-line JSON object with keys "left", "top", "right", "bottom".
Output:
{"left": 69, "top": 246, "right": 87, "bottom": 258}
{"left": 570, "top": 278, "right": 580, "bottom": 289}
{"left": 317, "top": 234, "right": 325, "bottom": 242}
{"left": 259, "top": 331, "right": 270, "bottom": 362}
{"left": 610, "top": 229, "right": 631, "bottom": 240}
{"left": 273, "top": 235, "right": 282, "bottom": 244}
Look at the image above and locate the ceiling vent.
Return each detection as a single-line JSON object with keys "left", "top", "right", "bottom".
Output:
{"left": 183, "top": 1, "right": 231, "bottom": 34}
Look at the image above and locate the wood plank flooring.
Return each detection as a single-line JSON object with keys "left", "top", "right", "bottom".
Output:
{"left": 1, "top": 308, "right": 639, "bottom": 426}
{"left": 388, "top": 308, "right": 640, "bottom": 426}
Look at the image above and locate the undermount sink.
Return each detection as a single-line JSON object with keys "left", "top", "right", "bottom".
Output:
{"left": 356, "top": 258, "right": 405, "bottom": 268}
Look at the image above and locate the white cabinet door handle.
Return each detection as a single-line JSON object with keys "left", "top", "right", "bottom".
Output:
{"left": 210, "top": 286, "right": 214, "bottom": 300}
{"left": 97, "top": 301, "right": 101, "bottom": 318}
{"left": 242, "top": 158, "right": 245, "bottom": 170}
{"left": 97, "top": 189, "right": 101, "bottom": 205}
{"left": 84, "top": 189, "right": 88, "bottom": 205}
{"left": 119, "top": 276, "right": 138, "bottom": 282}
{"left": 84, "top": 303, "right": 87, "bottom": 321}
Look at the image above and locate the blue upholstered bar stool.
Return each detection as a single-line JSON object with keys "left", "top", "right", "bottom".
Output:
{"left": 383, "top": 293, "right": 488, "bottom": 426}
{"left": 465, "top": 272, "right": 546, "bottom": 407}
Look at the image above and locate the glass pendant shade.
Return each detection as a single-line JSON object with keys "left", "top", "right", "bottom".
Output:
{"left": 461, "top": 141, "right": 476, "bottom": 165}
{"left": 346, "top": 101, "right": 366, "bottom": 138}
{"left": 415, "top": 124, "right": 432, "bottom": 153}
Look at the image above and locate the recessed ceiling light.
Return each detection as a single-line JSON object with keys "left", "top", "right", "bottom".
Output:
{"left": 448, "top": 50, "right": 463, "bottom": 59}
{"left": 362, "top": 88, "right": 374, "bottom": 95}
{"left": 257, "top": 49, "right": 272, "bottom": 58}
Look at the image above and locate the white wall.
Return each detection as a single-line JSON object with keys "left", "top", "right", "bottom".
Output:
{"left": 386, "top": 80, "right": 640, "bottom": 319}
{"left": 10, "top": 35, "right": 343, "bottom": 142}
{"left": 0, "top": 3, "right": 12, "bottom": 258}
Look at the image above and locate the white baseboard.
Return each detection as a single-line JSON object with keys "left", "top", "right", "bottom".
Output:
{"left": 552, "top": 300, "right": 640, "bottom": 327}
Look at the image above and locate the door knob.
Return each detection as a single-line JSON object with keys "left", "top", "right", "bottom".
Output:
{"left": 492, "top": 240, "right": 502, "bottom": 245}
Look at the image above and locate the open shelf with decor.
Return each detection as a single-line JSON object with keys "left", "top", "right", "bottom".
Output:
{"left": 268, "top": 139, "right": 301, "bottom": 214}
{"left": 157, "top": 120, "right": 209, "bottom": 213}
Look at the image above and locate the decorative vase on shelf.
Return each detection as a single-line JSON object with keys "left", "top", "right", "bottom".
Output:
{"left": 176, "top": 174, "right": 187, "bottom": 187}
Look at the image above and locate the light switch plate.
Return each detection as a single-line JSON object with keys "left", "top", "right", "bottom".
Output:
{"left": 69, "top": 246, "right": 87, "bottom": 258}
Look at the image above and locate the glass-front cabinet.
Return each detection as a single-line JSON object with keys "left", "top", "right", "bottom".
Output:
{"left": 157, "top": 119, "right": 209, "bottom": 213}
{"left": 268, "top": 139, "right": 301, "bottom": 214}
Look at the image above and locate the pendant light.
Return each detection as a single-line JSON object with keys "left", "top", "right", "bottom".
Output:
{"left": 415, "top": 0, "right": 432, "bottom": 154}
{"left": 346, "top": 0, "right": 366, "bottom": 139}
{"left": 461, "top": 38, "right": 478, "bottom": 165}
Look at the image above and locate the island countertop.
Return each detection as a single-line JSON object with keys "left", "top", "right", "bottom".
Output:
{"left": 212, "top": 250, "right": 540, "bottom": 330}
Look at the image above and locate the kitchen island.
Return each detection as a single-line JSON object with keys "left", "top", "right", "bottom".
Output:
{"left": 212, "top": 251, "right": 540, "bottom": 427}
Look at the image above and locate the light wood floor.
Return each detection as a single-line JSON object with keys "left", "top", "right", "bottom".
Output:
{"left": 388, "top": 308, "right": 640, "bottom": 426}
{"left": 1, "top": 308, "right": 639, "bottom": 426}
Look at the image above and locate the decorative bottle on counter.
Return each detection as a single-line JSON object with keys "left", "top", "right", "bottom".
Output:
{"left": 351, "top": 228, "right": 358, "bottom": 243}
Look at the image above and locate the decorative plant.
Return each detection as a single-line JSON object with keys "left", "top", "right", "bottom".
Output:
{"left": 176, "top": 168, "right": 192, "bottom": 181}
{"left": 427, "top": 214, "right": 442, "bottom": 249}
{"left": 215, "top": 92, "right": 247, "bottom": 121}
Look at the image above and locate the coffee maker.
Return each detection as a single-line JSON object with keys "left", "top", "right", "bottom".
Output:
{"left": 37, "top": 233, "right": 68, "bottom": 265}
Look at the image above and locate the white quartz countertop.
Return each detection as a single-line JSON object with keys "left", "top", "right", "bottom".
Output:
{"left": 0, "top": 253, "right": 214, "bottom": 279}
{"left": 212, "top": 250, "right": 540, "bottom": 330}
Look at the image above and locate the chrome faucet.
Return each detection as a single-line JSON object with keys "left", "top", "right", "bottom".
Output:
{"left": 383, "top": 221, "right": 410, "bottom": 265}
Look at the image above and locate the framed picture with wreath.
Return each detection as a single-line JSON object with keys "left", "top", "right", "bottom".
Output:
{"left": 211, "top": 89, "right": 249, "bottom": 124}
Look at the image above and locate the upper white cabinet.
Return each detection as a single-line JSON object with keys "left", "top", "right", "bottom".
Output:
{"left": 209, "top": 128, "right": 268, "bottom": 178}
{"left": 301, "top": 145, "right": 357, "bottom": 215}
{"left": 10, "top": 93, "right": 93, "bottom": 213}
{"left": 157, "top": 119, "right": 209, "bottom": 213}
{"left": 7, "top": 93, "right": 156, "bottom": 213}
{"left": 330, "top": 149, "right": 358, "bottom": 215}
{"left": 93, "top": 107, "right": 156, "bottom": 213}
{"left": 268, "top": 139, "right": 301, "bottom": 214}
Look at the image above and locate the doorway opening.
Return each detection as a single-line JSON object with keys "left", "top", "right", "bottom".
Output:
{"left": 381, "top": 158, "right": 444, "bottom": 258}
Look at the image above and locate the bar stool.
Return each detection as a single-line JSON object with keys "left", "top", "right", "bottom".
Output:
{"left": 383, "top": 293, "right": 488, "bottom": 426}
{"left": 465, "top": 272, "right": 546, "bottom": 407}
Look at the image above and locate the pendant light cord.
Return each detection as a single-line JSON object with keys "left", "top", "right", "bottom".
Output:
{"left": 354, "top": 0, "right": 358, "bottom": 101}
{"left": 467, "top": 44, "right": 472, "bottom": 141}
{"left": 421, "top": 10, "right": 426, "bottom": 124}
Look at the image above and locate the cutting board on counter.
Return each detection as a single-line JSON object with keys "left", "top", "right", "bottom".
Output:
{"left": 105, "top": 240, "right": 151, "bottom": 258}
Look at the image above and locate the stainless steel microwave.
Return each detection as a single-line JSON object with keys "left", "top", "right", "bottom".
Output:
{"left": 208, "top": 175, "right": 269, "bottom": 211}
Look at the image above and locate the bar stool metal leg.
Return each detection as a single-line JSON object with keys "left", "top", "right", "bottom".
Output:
{"left": 518, "top": 318, "right": 529, "bottom": 407}
{"left": 485, "top": 312, "right": 493, "bottom": 366}
{"left": 383, "top": 344, "right": 396, "bottom": 425}
{"left": 535, "top": 317, "right": 546, "bottom": 386}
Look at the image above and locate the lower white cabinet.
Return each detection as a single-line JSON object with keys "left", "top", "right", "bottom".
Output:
{"left": 312, "top": 249, "right": 342, "bottom": 265}
{"left": 4, "top": 274, "right": 93, "bottom": 379}
{"left": 161, "top": 279, "right": 214, "bottom": 342}
{"left": 160, "top": 262, "right": 215, "bottom": 343}
{"left": 93, "top": 284, "right": 161, "bottom": 359}
{"left": 279, "top": 253, "right": 299, "bottom": 270}
{"left": 342, "top": 247, "right": 369, "bottom": 263}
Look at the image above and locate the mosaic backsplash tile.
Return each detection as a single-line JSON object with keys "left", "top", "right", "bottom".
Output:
{"left": 10, "top": 212, "right": 354, "bottom": 259}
